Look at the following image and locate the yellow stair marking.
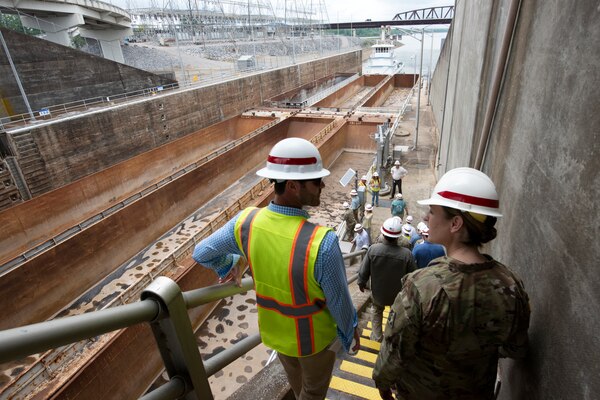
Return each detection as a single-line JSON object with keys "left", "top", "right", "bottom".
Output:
{"left": 366, "top": 320, "right": 387, "bottom": 329}
{"left": 329, "top": 376, "right": 380, "bottom": 399}
{"left": 353, "top": 350, "right": 378, "bottom": 364}
{"left": 360, "top": 338, "right": 381, "bottom": 351}
{"left": 340, "top": 360, "right": 374, "bottom": 379}
{"left": 361, "top": 328, "right": 372, "bottom": 338}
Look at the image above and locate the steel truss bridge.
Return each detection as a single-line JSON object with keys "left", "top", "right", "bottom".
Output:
{"left": 320, "top": 6, "right": 454, "bottom": 30}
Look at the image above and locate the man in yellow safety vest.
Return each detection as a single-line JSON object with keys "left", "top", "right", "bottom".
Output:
{"left": 193, "top": 137, "right": 360, "bottom": 399}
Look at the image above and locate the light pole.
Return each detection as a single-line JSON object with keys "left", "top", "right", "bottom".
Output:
{"left": 414, "top": 29, "right": 424, "bottom": 150}
{"left": 410, "top": 55, "right": 416, "bottom": 87}
{"left": 427, "top": 32, "right": 434, "bottom": 106}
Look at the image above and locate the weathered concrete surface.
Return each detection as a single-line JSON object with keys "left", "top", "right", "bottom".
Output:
{"left": 0, "top": 28, "right": 176, "bottom": 117}
{"left": 430, "top": 0, "right": 600, "bottom": 398}
{"left": 0, "top": 117, "right": 335, "bottom": 330}
{"left": 0, "top": 116, "right": 274, "bottom": 267}
{"left": 2, "top": 50, "right": 361, "bottom": 204}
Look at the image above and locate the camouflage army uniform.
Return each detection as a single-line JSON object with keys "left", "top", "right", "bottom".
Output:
{"left": 373, "top": 256, "right": 530, "bottom": 399}
{"left": 342, "top": 208, "right": 357, "bottom": 241}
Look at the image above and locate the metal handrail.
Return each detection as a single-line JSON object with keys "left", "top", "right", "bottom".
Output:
{"left": 0, "top": 249, "right": 367, "bottom": 399}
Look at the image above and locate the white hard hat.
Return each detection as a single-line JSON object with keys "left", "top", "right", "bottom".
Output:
{"left": 418, "top": 167, "right": 502, "bottom": 217}
{"left": 380, "top": 217, "right": 402, "bottom": 238}
{"left": 402, "top": 224, "right": 412, "bottom": 235}
{"left": 350, "top": 189, "right": 358, "bottom": 196}
{"left": 394, "top": 160, "right": 400, "bottom": 166}
{"left": 256, "top": 137, "right": 330, "bottom": 181}
{"left": 342, "top": 202, "right": 350, "bottom": 209}
{"left": 421, "top": 226, "right": 430, "bottom": 235}
{"left": 365, "top": 203, "right": 373, "bottom": 211}
{"left": 417, "top": 221, "right": 428, "bottom": 232}
{"left": 406, "top": 215, "right": 413, "bottom": 223}
{"left": 395, "top": 193, "right": 403, "bottom": 199}
{"left": 361, "top": 175, "right": 367, "bottom": 180}
{"left": 354, "top": 223, "right": 363, "bottom": 232}
{"left": 373, "top": 172, "right": 379, "bottom": 177}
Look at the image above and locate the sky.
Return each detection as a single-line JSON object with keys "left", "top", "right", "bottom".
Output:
{"left": 110, "top": 0, "right": 454, "bottom": 22}
{"left": 322, "top": 0, "right": 455, "bottom": 22}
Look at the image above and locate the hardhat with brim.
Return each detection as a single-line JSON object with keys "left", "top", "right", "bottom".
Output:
{"left": 380, "top": 217, "right": 402, "bottom": 238}
{"left": 394, "top": 160, "right": 400, "bottom": 165}
{"left": 342, "top": 202, "right": 350, "bottom": 209}
{"left": 350, "top": 189, "right": 358, "bottom": 196}
{"left": 361, "top": 175, "right": 367, "bottom": 180}
{"left": 418, "top": 167, "right": 503, "bottom": 218}
{"left": 365, "top": 204, "right": 373, "bottom": 211}
{"left": 256, "top": 137, "right": 330, "bottom": 181}
{"left": 373, "top": 172, "right": 379, "bottom": 177}
{"left": 402, "top": 225, "right": 412, "bottom": 235}
{"left": 354, "top": 223, "right": 363, "bottom": 231}
{"left": 406, "top": 215, "right": 413, "bottom": 223}
{"left": 395, "top": 193, "right": 403, "bottom": 199}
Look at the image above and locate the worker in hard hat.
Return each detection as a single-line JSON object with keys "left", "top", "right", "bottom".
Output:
{"left": 369, "top": 172, "right": 382, "bottom": 207}
{"left": 358, "top": 217, "right": 416, "bottom": 342}
{"left": 350, "top": 189, "right": 360, "bottom": 222}
{"left": 351, "top": 223, "right": 370, "bottom": 250}
{"left": 341, "top": 201, "right": 357, "bottom": 241}
{"left": 357, "top": 175, "right": 368, "bottom": 220}
{"left": 390, "top": 193, "right": 407, "bottom": 219}
{"left": 390, "top": 160, "right": 408, "bottom": 198}
{"left": 411, "top": 226, "right": 446, "bottom": 269}
{"left": 362, "top": 203, "right": 374, "bottom": 242}
{"left": 193, "top": 137, "right": 360, "bottom": 399}
{"left": 373, "top": 167, "right": 530, "bottom": 400}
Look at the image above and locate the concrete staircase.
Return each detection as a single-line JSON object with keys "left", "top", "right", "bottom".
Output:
{"left": 325, "top": 307, "right": 390, "bottom": 399}
{"left": 9, "top": 130, "right": 51, "bottom": 197}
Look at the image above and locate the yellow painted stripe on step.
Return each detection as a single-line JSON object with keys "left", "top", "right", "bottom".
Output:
{"left": 329, "top": 376, "right": 380, "bottom": 399}
{"left": 360, "top": 338, "right": 381, "bottom": 351}
{"left": 354, "top": 350, "right": 378, "bottom": 364}
{"left": 340, "top": 360, "right": 373, "bottom": 379}
{"left": 361, "top": 328, "right": 372, "bottom": 338}
{"left": 366, "top": 320, "right": 387, "bottom": 329}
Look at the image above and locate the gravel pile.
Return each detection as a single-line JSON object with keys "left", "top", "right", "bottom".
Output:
{"left": 79, "top": 36, "right": 361, "bottom": 73}
{"left": 121, "top": 45, "right": 181, "bottom": 71}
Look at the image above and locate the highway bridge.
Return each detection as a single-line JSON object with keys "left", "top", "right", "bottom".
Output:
{"left": 0, "top": 0, "right": 131, "bottom": 62}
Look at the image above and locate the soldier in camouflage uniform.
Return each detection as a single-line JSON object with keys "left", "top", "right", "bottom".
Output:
{"left": 373, "top": 168, "right": 530, "bottom": 400}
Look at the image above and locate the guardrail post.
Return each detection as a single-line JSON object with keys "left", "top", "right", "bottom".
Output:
{"left": 141, "top": 277, "right": 213, "bottom": 400}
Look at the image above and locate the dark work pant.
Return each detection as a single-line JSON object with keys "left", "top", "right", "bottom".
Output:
{"left": 391, "top": 179, "right": 402, "bottom": 196}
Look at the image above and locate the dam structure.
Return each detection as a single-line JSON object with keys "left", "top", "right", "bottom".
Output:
{"left": 0, "top": 19, "right": 424, "bottom": 398}
{"left": 1, "top": 0, "right": 600, "bottom": 399}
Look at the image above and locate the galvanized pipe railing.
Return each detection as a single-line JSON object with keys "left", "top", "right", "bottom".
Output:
{"left": 0, "top": 249, "right": 366, "bottom": 400}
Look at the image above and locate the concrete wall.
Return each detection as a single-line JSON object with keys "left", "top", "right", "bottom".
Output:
{"left": 0, "top": 28, "right": 176, "bottom": 116}
{"left": 429, "top": 0, "right": 600, "bottom": 398}
{"left": 1, "top": 49, "right": 361, "bottom": 208}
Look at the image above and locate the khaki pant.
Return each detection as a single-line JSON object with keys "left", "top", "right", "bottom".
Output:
{"left": 277, "top": 345, "right": 336, "bottom": 400}
{"left": 370, "top": 302, "right": 385, "bottom": 342}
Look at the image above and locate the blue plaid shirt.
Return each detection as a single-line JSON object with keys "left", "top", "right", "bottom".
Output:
{"left": 193, "top": 202, "right": 358, "bottom": 351}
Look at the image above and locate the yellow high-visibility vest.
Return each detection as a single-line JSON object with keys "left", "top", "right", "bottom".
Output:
{"left": 234, "top": 207, "right": 337, "bottom": 357}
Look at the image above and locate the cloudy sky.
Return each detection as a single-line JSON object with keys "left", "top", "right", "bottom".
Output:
{"left": 322, "top": 0, "right": 454, "bottom": 22}
{"left": 113, "top": 0, "right": 454, "bottom": 22}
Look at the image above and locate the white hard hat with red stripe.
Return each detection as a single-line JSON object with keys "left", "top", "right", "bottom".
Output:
{"left": 418, "top": 167, "right": 502, "bottom": 217}
{"left": 256, "top": 137, "right": 330, "bottom": 180}
{"left": 380, "top": 217, "right": 403, "bottom": 238}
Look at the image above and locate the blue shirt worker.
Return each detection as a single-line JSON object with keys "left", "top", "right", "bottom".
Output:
{"left": 411, "top": 227, "right": 446, "bottom": 268}
{"left": 390, "top": 193, "right": 407, "bottom": 218}
{"left": 193, "top": 137, "right": 360, "bottom": 400}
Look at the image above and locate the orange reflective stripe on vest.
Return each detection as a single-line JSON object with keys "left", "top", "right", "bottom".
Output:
{"left": 238, "top": 210, "right": 328, "bottom": 356}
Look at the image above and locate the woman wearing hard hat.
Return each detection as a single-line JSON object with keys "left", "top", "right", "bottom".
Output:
{"left": 373, "top": 167, "right": 530, "bottom": 400}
